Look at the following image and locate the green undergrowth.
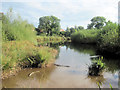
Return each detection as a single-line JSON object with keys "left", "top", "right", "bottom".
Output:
{"left": 71, "top": 29, "right": 100, "bottom": 44}
{"left": 2, "top": 41, "right": 57, "bottom": 70}
{"left": 2, "top": 8, "right": 37, "bottom": 44}
{"left": 71, "top": 22, "right": 120, "bottom": 55}
{"left": 97, "top": 23, "right": 120, "bottom": 54}
{"left": 36, "top": 36, "right": 66, "bottom": 42}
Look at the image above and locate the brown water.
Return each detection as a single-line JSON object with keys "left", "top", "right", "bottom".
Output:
{"left": 2, "top": 43, "right": 120, "bottom": 88}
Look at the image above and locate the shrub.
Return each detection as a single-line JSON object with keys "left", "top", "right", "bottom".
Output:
{"left": 2, "top": 8, "right": 37, "bottom": 44}
{"left": 97, "top": 22, "right": 120, "bottom": 53}
{"left": 36, "top": 36, "right": 65, "bottom": 42}
{"left": 2, "top": 41, "right": 57, "bottom": 70}
{"left": 71, "top": 29, "right": 100, "bottom": 44}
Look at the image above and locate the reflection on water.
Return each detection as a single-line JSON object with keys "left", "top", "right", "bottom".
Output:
{"left": 2, "top": 66, "right": 55, "bottom": 88}
{"left": 87, "top": 75, "right": 106, "bottom": 86}
{"left": 2, "top": 42, "right": 120, "bottom": 88}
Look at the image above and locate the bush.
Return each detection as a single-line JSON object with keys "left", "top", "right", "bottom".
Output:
{"left": 36, "top": 36, "right": 65, "bottom": 42}
{"left": 2, "top": 8, "right": 37, "bottom": 44}
{"left": 71, "top": 22, "right": 120, "bottom": 55}
{"left": 97, "top": 22, "right": 120, "bottom": 53}
{"left": 71, "top": 29, "right": 100, "bottom": 44}
{"left": 2, "top": 41, "right": 57, "bottom": 70}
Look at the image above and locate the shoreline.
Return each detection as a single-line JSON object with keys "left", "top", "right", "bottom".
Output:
{"left": 2, "top": 58, "right": 57, "bottom": 80}
{"left": 2, "top": 41, "right": 58, "bottom": 80}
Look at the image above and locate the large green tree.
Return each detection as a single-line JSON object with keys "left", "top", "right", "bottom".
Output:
{"left": 38, "top": 16, "right": 60, "bottom": 36}
{"left": 87, "top": 16, "right": 106, "bottom": 29}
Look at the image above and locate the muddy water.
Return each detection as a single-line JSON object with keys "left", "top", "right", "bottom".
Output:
{"left": 2, "top": 43, "right": 120, "bottom": 88}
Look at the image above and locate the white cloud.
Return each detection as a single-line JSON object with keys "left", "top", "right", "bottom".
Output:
{"left": 2, "top": 0, "right": 119, "bottom": 29}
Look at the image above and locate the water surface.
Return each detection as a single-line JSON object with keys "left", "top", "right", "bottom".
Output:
{"left": 2, "top": 42, "right": 120, "bottom": 88}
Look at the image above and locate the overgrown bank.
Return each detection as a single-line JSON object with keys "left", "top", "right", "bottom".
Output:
{"left": 71, "top": 22, "right": 120, "bottom": 55}
{"left": 2, "top": 41, "right": 58, "bottom": 79}
{"left": 1, "top": 9, "right": 61, "bottom": 79}
{"left": 71, "top": 29, "right": 100, "bottom": 44}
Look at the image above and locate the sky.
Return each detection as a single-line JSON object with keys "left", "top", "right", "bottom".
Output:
{"left": 1, "top": 0, "right": 119, "bottom": 29}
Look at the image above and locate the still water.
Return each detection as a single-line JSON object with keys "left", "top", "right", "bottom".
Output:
{"left": 2, "top": 42, "right": 120, "bottom": 88}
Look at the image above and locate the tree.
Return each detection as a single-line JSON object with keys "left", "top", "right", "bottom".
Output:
{"left": 65, "top": 27, "right": 71, "bottom": 37}
{"left": 87, "top": 23, "right": 94, "bottom": 29}
{"left": 87, "top": 16, "right": 106, "bottom": 29}
{"left": 70, "top": 27, "right": 75, "bottom": 34}
{"left": 38, "top": 16, "right": 60, "bottom": 36}
{"left": 78, "top": 26, "right": 84, "bottom": 30}
{"left": 66, "top": 27, "right": 69, "bottom": 31}
{"left": 74, "top": 25, "right": 78, "bottom": 30}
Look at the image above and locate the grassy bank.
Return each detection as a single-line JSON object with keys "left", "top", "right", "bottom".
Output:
{"left": 71, "top": 22, "right": 120, "bottom": 55}
{"left": 2, "top": 41, "right": 58, "bottom": 79}
{"left": 2, "top": 9, "right": 59, "bottom": 79}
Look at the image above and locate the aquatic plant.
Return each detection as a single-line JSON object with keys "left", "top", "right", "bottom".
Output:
{"left": 97, "top": 82, "right": 113, "bottom": 90}
{"left": 97, "top": 82, "right": 101, "bottom": 90}
{"left": 88, "top": 57, "right": 105, "bottom": 76}
{"left": 109, "top": 83, "right": 113, "bottom": 90}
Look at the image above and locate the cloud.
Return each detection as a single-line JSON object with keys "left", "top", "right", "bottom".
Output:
{"left": 2, "top": 0, "right": 119, "bottom": 29}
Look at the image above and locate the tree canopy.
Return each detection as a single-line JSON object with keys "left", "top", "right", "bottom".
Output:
{"left": 38, "top": 16, "right": 61, "bottom": 36}
{"left": 78, "top": 26, "right": 84, "bottom": 30}
{"left": 87, "top": 16, "right": 106, "bottom": 29}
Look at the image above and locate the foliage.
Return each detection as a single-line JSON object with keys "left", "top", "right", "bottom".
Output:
{"left": 38, "top": 16, "right": 60, "bottom": 36}
{"left": 1, "top": 8, "right": 59, "bottom": 78}
{"left": 64, "top": 26, "right": 84, "bottom": 37}
{"left": 2, "top": 41, "right": 57, "bottom": 70}
{"left": 78, "top": 26, "right": 84, "bottom": 30}
{"left": 71, "top": 17, "right": 120, "bottom": 55}
{"left": 65, "top": 27, "right": 71, "bottom": 37}
{"left": 87, "top": 16, "right": 106, "bottom": 29}
{"left": 2, "top": 8, "right": 37, "bottom": 44}
{"left": 97, "top": 82, "right": 113, "bottom": 90}
{"left": 60, "top": 31, "right": 66, "bottom": 36}
{"left": 109, "top": 83, "right": 113, "bottom": 90}
{"left": 97, "top": 22, "right": 120, "bottom": 54}
{"left": 97, "top": 82, "right": 101, "bottom": 90}
{"left": 71, "top": 29, "right": 100, "bottom": 44}
{"left": 92, "top": 57, "right": 105, "bottom": 68}
{"left": 36, "top": 36, "right": 66, "bottom": 42}
{"left": 88, "top": 57, "right": 105, "bottom": 76}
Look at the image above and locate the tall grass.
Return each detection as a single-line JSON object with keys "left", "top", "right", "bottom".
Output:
{"left": 2, "top": 8, "right": 37, "bottom": 44}
{"left": 2, "top": 41, "right": 57, "bottom": 70}
{"left": 2, "top": 9, "right": 59, "bottom": 79}
{"left": 71, "top": 29, "right": 101, "bottom": 44}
